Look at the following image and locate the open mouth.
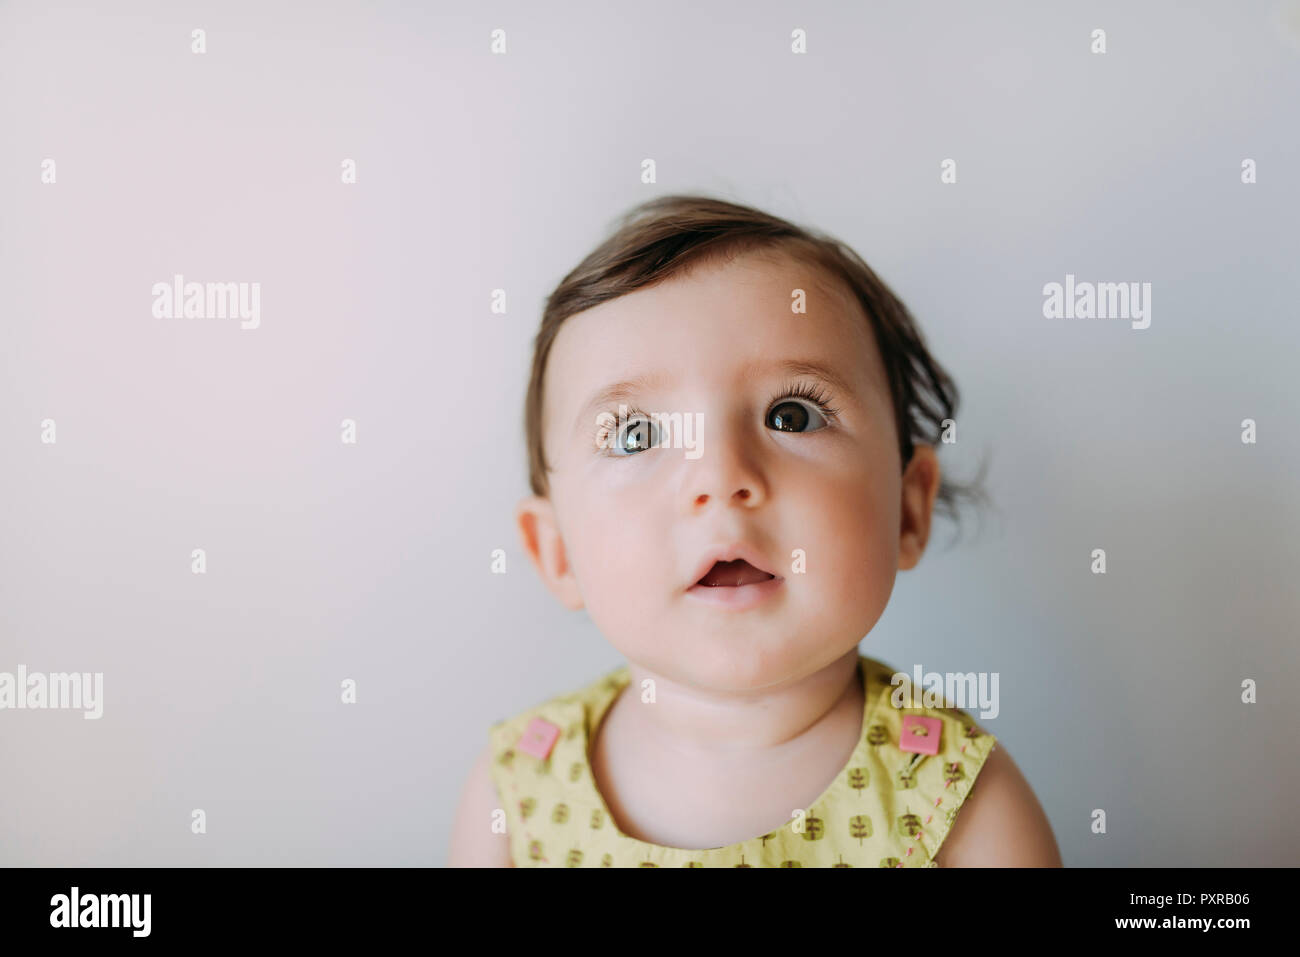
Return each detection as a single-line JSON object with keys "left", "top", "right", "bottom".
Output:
{"left": 695, "top": 558, "right": 778, "bottom": 588}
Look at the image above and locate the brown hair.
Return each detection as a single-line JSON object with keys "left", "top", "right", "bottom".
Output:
{"left": 524, "top": 195, "right": 990, "bottom": 542}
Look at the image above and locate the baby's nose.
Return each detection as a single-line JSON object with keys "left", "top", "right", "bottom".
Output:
{"left": 685, "top": 442, "right": 767, "bottom": 511}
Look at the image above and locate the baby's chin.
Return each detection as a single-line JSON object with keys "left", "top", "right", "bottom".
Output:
{"left": 616, "top": 633, "right": 851, "bottom": 695}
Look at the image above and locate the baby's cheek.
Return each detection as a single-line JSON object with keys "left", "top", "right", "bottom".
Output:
{"left": 579, "top": 519, "right": 663, "bottom": 625}
{"left": 812, "top": 496, "right": 896, "bottom": 611}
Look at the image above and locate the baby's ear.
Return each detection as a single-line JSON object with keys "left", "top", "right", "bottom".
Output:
{"left": 898, "top": 444, "right": 941, "bottom": 571}
{"left": 515, "top": 496, "right": 584, "bottom": 611}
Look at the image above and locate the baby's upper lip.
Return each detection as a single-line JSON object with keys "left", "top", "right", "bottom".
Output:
{"left": 687, "top": 544, "right": 782, "bottom": 589}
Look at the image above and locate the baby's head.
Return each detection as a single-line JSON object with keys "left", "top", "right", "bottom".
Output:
{"left": 517, "top": 195, "right": 983, "bottom": 692}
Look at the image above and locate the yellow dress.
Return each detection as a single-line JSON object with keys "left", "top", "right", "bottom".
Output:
{"left": 487, "top": 654, "right": 997, "bottom": 867}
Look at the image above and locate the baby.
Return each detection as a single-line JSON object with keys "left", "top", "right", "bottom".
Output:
{"left": 450, "top": 195, "right": 1061, "bottom": 867}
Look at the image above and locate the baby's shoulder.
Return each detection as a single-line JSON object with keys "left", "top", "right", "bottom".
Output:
{"left": 928, "top": 741, "right": 1063, "bottom": 866}
{"left": 853, "top": 655, "right": 1009, "bottom": 864}
{"left": 856, "top": 654, "right": 997, "bottom": 750}
{"left": 854, "top": 656, "right": 1061, "bottom": 867}
{"left": 486, "top": 664, "right": 628, "bottom": 762}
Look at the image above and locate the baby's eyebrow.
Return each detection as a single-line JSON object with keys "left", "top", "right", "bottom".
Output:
{"left": 570, "top": 357, "right": 855, "bottom": 437}
{"left": 572, "top": 371, "right": 673, "bottom": 436}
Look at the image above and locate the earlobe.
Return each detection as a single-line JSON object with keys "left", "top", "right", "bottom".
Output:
{"left": 898, "top": 445, "right": 941, "bottom": 571}
{"left": 515, "top": 496, "right": 584, "bottom": 611}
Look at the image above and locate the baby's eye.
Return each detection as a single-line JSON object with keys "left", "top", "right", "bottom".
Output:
{"left": 767, "top": 399, "right": 830, "bottom": 433}
{"left": 604, "top": 415, "right": 660, "bottom": 456}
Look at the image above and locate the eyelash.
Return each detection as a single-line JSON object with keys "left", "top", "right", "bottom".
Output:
{"left": 594, "top": 379, "right": 841, "bottom": 454}
{"left": 772, "top": 380, "right": 841, "bottom": 423}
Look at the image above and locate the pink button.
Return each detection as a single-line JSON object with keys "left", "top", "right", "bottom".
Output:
{"left": 899, "top": 715, "right": 941, "bottom": 755}
{"left": 518, "top": 717, "right": 561, "bottom": 760}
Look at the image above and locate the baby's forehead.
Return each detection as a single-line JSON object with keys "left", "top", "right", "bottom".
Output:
{"left": 543, "top": 253, "right": 885, "bottom": 427}
{"left": 559, "top": 249, "right": 868, "bottom": 357}
{"left": 682, "top": 245, "right": 859, "bottom": 311}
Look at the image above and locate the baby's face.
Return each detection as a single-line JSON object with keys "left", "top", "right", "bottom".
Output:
{"left": 519, "top": 249, "right": 939, "bottom": 692}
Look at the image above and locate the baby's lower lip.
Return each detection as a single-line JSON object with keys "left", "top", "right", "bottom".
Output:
{"left": 685, "top": 577, "right": 784, "bottom": 610}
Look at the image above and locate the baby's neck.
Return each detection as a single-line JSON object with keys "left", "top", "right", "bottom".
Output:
{"left": 616, "top": 649, "right": 864, "bottom": 764}
{"left": 590, "top": 648, "right": 866, "bottom": 848}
